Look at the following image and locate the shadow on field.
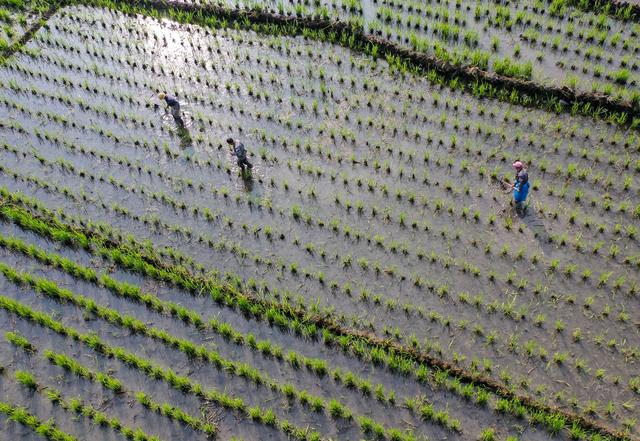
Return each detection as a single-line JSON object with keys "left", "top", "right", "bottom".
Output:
{"left": 240, "top": 172, "right": 254, "bottom": 192}
{"left": 177, "top": 126, "right": 193, "bottom": 151}
{"left": 520, "top": 206, "right": 554, "bottom": 256}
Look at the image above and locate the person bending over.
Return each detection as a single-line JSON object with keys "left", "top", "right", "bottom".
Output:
{"left": 158, "top": 92, "right": 184, "bottom": 128}
{"left": 226, "top": 138, "right": 253, "bottom": 172}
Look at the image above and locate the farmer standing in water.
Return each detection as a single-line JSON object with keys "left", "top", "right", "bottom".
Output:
{"left": 158, "top": 92, "right": 184, "bottom": 128}
{"left": 227, "top": 138, "right": 253, "bottom": 174}
{"left": 505, "top": 160, "right": 530, "bottom": 215}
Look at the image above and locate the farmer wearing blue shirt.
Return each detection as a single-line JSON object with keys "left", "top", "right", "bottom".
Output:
{"left": 158, "top": 92, "right": 184, "bottom": 128}
{"left": 227, "top": 138, "right": 253, "bottom": 173}
{"left": 508, "top": 160, "right": 529, "bottom": 215}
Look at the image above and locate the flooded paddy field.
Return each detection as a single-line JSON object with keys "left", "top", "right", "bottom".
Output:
{"left": 0, "top": 2, "right": 638, "bottom": 441}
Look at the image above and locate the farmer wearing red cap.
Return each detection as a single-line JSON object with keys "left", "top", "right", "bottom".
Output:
{"left": 506, "top": 160, "right": 529, "bottom": 215}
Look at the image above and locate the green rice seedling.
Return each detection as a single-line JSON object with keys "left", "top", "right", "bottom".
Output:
{"left": 302, "top": 392, "right": 323, "bottom": 412}
{"left": 569, "top": 421, "right": 587, "bottom": 439}
{"left": 552, "top": 351, "right": 568, "bottom": 364}
{"left": 479, "top": 427, "right": 496, "bottom": 440}
{"left": 617, "top": 311, "right": 630, "bottom": 323}
{"left": 629, "top": 377, "right": 640, "bottom": 393}
{"left": 623, "top": 417, "right": 637, "bottom": 431}
{"left": 15, "top": 370, "right": 37, "bottom": 390}
{"left": 500, "top": 370, "right": 513, "bottom": 385}
{"left": 538, "top": 346, "right": 549, "bottom": 360}
{"left": 572, "top": 328, "right": 583, "bottom": 342}
{"left": 5, "top": 331, "right": 35, "bottom": 352}
{"left": 0, "top": 401, "right": 77, "bottom": 441}
{"left": 546, "top": 413, "right": 566, "bottom": 434}
{"left": 490, "top": 36, "right": 500, "bottom": 52}
{"left": 592, "top": 241, "right": 603, "bottom": 254}
{"left": 613, "top": 69, "right": 630, "bottom": 84}
{"left": 605, "top": 400, "right": 615, "bottom": 416}
{"left": 563, "top": 264, "right": 577, "bottom": 277}
{"left": 573, "top": 357, "right": 587, "bottom": 372}
{"left": 598, "top": 271, "right": 612, "bottom": 287}
{"left": 358, "top": 415, "right": 375, "bottom": 434}
{"left": 328, "top": 399, "right": 352, "bottom": 420}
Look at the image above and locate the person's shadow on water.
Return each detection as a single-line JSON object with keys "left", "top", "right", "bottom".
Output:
{"left": 177, "top": 126, "right": 192, "bottom": 148}
{"left": 176, "top": 126, "right": 195, "bottom": 160}
{"left": 517, "top": 204, "right": 554, "bottom": 256}
{"left": 240, "top": 170, "right": 254, "bottom": 192}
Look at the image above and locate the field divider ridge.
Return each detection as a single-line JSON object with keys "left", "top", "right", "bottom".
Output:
{"left": 0, "top": 1, "right": 67, "bottom": 64}
{"left": 69, "top": 0, "right": 640, "bottom": 127}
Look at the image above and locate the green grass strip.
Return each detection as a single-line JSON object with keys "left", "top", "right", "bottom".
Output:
{"left": 0, "top": 261, "right": 432, "bottom": 440}
{"left": 14, "top": 370, "right": 162, "bottom": 441}
{"left": 0, "top": 294, "right": 321, "bottom": 441}
{"left": 134, "top": 391, "right": 217, "bottom": 437}
{"left": 6, "top": 329, "right": 36, "bottom": 352}
{"left": 43, "top": 350, "right": 123, "bottom": 392}
{"left": 0, "top": 400, "right": 78, "bottom": 441}
{"left": 0, "top": 190, "right": 631, "bottom": 441}
{"left": 6, "top": 331, "right": 219, "bottom": 436}
{"left": 0, "top": 230, "right": 467, "bottom": 429}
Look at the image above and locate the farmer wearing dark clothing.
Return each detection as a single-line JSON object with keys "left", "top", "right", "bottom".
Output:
{"left": 158, "top": 92, "right": 184, "bottom": 128}
{"left": 227, "top": 138, "right": 253, "bottom": 172}
{"left": 508, "top": 160, "right": 530, "bottom": 215}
